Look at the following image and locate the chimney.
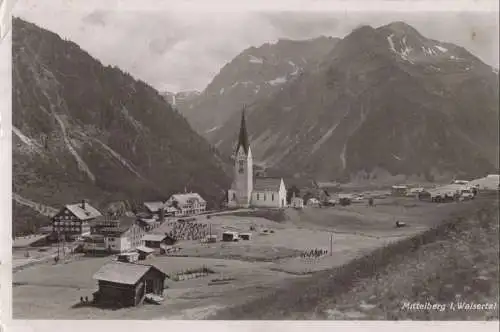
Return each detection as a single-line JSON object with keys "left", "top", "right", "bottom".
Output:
{"left": 81, "top": 199, "right": 86, "bottom": 210}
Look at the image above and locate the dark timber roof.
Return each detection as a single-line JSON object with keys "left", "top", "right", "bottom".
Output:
{"left": 253, "top": 177, "right": 283, "bottom": 191}
{"left": 236, "top": 107, "right": 250, "bottom": 155}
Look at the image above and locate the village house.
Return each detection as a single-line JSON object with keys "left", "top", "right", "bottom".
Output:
{"left": 227, "top": 109, "right": 287, "bottom": 208}
{"left": 165, "top": 193, "right": 207, "bottom": 216}
{"left": 136, "top": 217, "right": 161, "bottom": 232}
{"left": 391, "top": 185, "right": 409, "bottom": 196}
{"left": 92, "top": 261, "right": 167, "bottom": 307}
{"left": 51, "top": 200, "right": 102, "bottom": 240}
{"left": 83, "top": 216, "right": 146, "bottom": 254}
{"left": 290, "top": 196, "right": 304, "bottom": 209}
{"left": 142, "top": 233, "right": 175, "bottom": 249}
{"left": 143, "top": 201, "right": 179, "bottom": 218}
{"left": 135, "top": 246, "right": 155, "bottom": 260}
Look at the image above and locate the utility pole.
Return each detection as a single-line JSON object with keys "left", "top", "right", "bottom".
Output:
{"left": 329, "top": 233, "right": 333, "bottom": 256}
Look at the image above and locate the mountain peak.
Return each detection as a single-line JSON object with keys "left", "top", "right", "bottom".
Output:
{"left": 380, "top": 21, "right": 423, "bottom": 37}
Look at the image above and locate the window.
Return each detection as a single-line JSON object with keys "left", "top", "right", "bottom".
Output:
{"left": 233, "top": 193, "right": 236, "bottom": 200}
{"left": 272, "top": 194, "right": 275, "bottom": 201}
{"left": 257, "top": 193, "right": 260, "bottom": 200}
{"left": 238, "top": 159, "right": 245, "bottom": 174}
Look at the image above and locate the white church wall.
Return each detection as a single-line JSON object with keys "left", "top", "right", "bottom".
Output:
{"left": 252, "top": 190, "right": 286, "bottom": 208}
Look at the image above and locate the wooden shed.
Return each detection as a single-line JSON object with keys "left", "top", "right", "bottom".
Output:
{"left": 222, "top": 231, "right": 239, "bottom": 242}
{"left": 92, "top": 261, "right": 167, "bottom": 307}
{"left": 239, "top": 233, "right": 252, "bottom": 240}
{"left": 136, "top": 246, "right": 155, "bottom": 260}
{"left": 142, "top": 233, "right": 174, "bottom": 248}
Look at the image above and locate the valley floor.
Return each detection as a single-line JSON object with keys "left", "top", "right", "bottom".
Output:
{"left": 12, "top": 194, "right": 499, "bottom": 320}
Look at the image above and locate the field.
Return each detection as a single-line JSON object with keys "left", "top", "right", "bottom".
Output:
{"left": 12, "top": 192, "right": 499, "bottom": 319}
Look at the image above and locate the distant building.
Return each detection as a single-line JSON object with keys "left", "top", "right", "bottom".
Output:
{"left": 83, "top": 216, "right": 146, "bottom": 254}
{"left": 306, "top": 198, "right": 320, "bottom": 207}
{"left": 142, "top": 233, "right": 175, "bottom": 249}
{"left": 143, "top": 201, "right": 180, "bottom": 218}
{"left": 52, "top": 200, "right": 102, "bottom": 240}
{"left": 143, "top": 201, "right": 165, "bottom": 215}
{"left": 135, "top": 246, "right": 155, "bottom": 260}
{"left": 391, "top": 185, "right": 408, "bottom": 196}
{"left": 166, "top": 193, "right": 206, "bottom": 216}
{"left": 290, "top": 196, "right": 304, "bottom": 209}
{"left": 92, "top": 261, "right": 167, "bottom": 307}
{"left": 227, "top": 109, "right": 287, "bottom": 208}
{"left": 136, "top": 217, "right": 160, "bottom": 232}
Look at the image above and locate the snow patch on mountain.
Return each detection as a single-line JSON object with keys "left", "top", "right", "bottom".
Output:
{"left": 434, "top": 45, "right": 448, "bottom": 53}
{"left": 387, "top": 34, "right": 397, "bottom": 53}
{"left": 340, "top": 143, "right": 347, "bottom": 170}
{"left": 206, "top": 126, "right": 219, "bottom": 133}
{"left": 268, "top": 76, "right": 287, "bottom": 86}
{"left": 92, "top": 137, "right": 146, "bottom": 180}
{"left": 392, "top": 154, "right": 402, "bottom": 161}
{"left": 13, "top": 193, "right": 58, "bottom": 217}
{"left": 12, "top": 126, "right": 43, "bottom": 154}
{"left": 311, "top": 123, "right": 339, "bottom": 154}
{"left": 398, "top": 37, "right": 414, "bottom": 63}
{"left": 248, "top": 55, "right": 264, "bottom": 64}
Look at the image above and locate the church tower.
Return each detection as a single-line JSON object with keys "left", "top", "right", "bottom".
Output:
{"left": 227, "top": 108, "right": 253, "bottom": 208}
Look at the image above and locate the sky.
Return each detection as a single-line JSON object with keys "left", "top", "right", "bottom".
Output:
{"left": 13, "top": 0, "right": 500, "bottom": 93}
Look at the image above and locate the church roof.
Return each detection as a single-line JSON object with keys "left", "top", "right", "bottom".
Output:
{"left": 254, "top": 177, "right": 283, "bottom": 192}
{"left": 236, "top": 107, "right": 250, "bottom": 154}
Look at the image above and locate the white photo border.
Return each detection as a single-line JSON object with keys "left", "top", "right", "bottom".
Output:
{"left": 1, "top": 1, "right": 499, "bottom": 331}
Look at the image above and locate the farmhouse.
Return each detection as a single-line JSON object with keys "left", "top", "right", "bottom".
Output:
{"left": 136, "top": 217, "right": 160, "bottom": 232}
{"left": 135, "top": 246, "right": 155, "bottom": 260}
{"left": 227, "top": 109, "right": 287, "bottom": 208}
{"left": 83, "top": 216, "right": 146, "bottom": 254}
{"left": 166, "top": 193, "right": 207, "bottom": 216}
{"left": 143, "top": 201, "right": 180, "bottom": 218}
{"left": 290, "top": 196, "right": 304, "bottom": 209}
{"left": 142, "top": 233, "right": 175, "bottom": 249}
{"left": 92, "top": 261, "right": 167, "bottom": 307}
{"left": 52, "top": 200, "right": 102, "bottom": 240}
{"left": 391, "top": 185, "right": 408, "bottom": 196}
{"left": 143, "top": 201, "right": 165, "bottom": 215}
{"left": 306, "top": 198, "right": 320, "bottom": 207}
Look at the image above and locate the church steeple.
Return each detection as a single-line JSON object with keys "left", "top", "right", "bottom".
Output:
{"left": 236, "top": 106, "right": 250, "bottom": 154}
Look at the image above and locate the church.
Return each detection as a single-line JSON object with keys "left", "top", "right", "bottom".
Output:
{"left": 227, "top": 109, "right": 287, "bottom": 209}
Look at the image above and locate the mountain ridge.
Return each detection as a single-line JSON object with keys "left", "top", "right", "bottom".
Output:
{"left": 178, "top": 36, "right": 341, "bottom": 137}
{"left": 12, "top": 18, "right": 231, "bottom": 235}
{"left": 208, "top": 21, "right": 499, "bottom": 182}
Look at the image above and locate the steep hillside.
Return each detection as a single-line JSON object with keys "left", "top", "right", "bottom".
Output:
{"left": 12, "top": 18, "right": 230, "bottom": 234}
{"left": 179, "top": 37, "right": 340, "bottom": 138}
{"left": 212, "top": 22, "right": 499, "bottom": 181}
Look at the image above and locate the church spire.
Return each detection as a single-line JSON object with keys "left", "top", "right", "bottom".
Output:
{"left": 236, "top": 106, "right": 250, "bottom": 154}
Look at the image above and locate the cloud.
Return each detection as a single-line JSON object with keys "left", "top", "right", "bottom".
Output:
{"left": 13, "top": 1, "right": 500, "bottom": 93}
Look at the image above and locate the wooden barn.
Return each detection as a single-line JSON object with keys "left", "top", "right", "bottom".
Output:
{"left": 92, "top": 261, "right": 167, "bottom": 307}
{"left": 142, "top": 233, "right": 175, "bottom": 248}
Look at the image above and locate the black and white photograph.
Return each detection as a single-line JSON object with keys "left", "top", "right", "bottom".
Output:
{"left": 2, "top": 0, "right": 499, "bottom": 324}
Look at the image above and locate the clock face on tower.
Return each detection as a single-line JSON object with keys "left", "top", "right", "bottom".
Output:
{"left": 238, "top": 160, "right": 244, "bottom": 174}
